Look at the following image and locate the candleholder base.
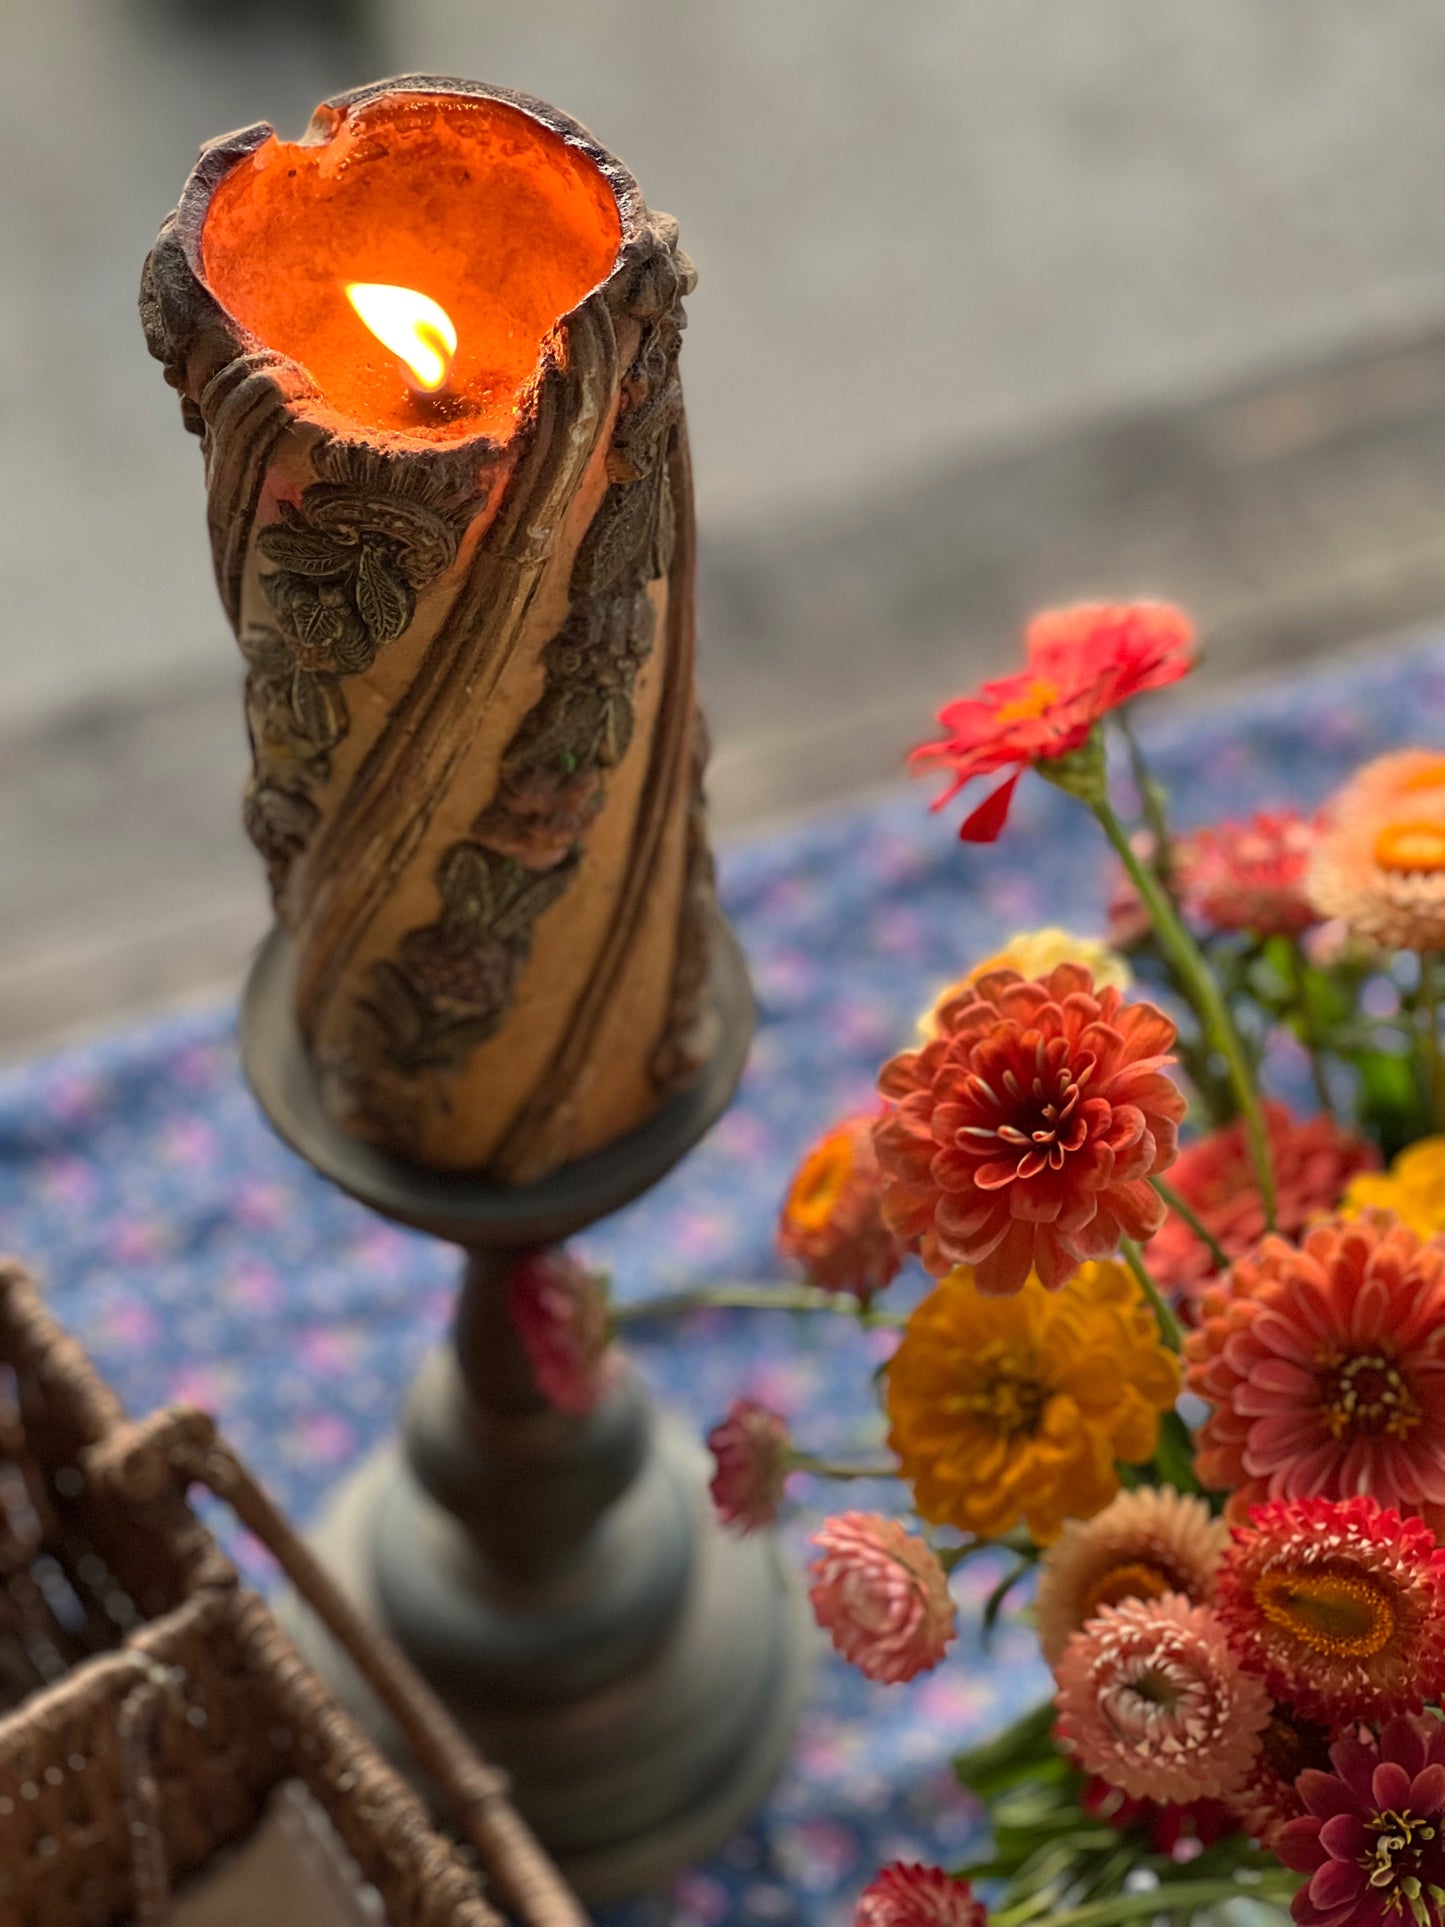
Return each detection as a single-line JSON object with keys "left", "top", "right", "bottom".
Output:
{"left": 241, "top": 927, "right": 814, "bottom": 1905}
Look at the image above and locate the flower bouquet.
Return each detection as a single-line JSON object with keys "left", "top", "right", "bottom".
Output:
{"left": 516, "top": 604, "right": 1445, "bottom": 1925}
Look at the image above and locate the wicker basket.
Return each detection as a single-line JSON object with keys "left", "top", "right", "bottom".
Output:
{"left": 0, "top": 1258, "right": 586, "bottom": 1927}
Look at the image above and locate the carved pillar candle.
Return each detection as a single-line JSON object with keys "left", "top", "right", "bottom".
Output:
{"left": 142, "top": 78, "right": 718, "bottom": 1182}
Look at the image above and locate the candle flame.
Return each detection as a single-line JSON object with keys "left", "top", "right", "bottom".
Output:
{"left": 345, "top": 282, "right": 457, "bottom": 393}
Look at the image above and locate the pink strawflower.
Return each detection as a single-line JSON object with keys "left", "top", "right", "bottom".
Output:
{"left": 1215, "top": 1495, "right": 1445, "bottom": 1723}
{"left": 1053, "top": 1594, "right": 1271, "bottom": 1804}
{"left": 809, "top": 1512, "right": 956, "bottom": 1684}
{"left": 855, "top": 1862, "right": 986, "bottom": 1926}
{"left": 707, "top": 1399, "right": 791, "bottom": 1532}
{"left": 1173, "top": 809, "right": 1322, "bottom": 938}
{"left": 1278, "top": 1715, "right": 1445, "bottom": 1927}
{"left": 506, "top": 1249, "right": 613, "bottom": 1415}
{"left": 1146, "top": 1102, "right": 1377, "bottom": 1302}
{"left": 1185, "top": 1211, "right": 1445, "bottom": 1534}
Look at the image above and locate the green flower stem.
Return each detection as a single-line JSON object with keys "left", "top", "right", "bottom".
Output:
{"left": 1420, "top": 950, "right": 1445, "bottom": 1132}
{"left": 786, "top": 1451, "right": 897, "bottom": 1482}
{"left": 611, "top": 1283, "right": 907, "bottom": 1330}
{"left": 991, "top": 1873, "right": 1298, "bottom": 1927}
{"left": 1116, "top": 711, "right": 1174, "bottom": 882}
{"left": 1150, "top": 1176, "right": 1229, "bottom": 1272}
{"left": 1094, "top": 794, "right": 1276, "bottom": 1230}
{"left": 1119, "top": 1236, "right": 1184, "bottom": 1353}
{"left": 1286, "top": 939, "right": 1336, "bottom": 1120}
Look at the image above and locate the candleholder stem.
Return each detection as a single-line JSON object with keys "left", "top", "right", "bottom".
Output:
{"left": 242, "top": 927, "right": 812, "bottom": 1904}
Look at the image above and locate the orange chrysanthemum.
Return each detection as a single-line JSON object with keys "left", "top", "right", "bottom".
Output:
{"left": 1307, "top": 748, "right": 1445, "bottom": 950}
{"left": 1185, "top": 1212, "right": 1445, "bottom": 1534}
{"left": 886, "top": 1261, "right": 1180, "bottom": 1543}
{"left": 1215, "top": 1495, "right": 1445, "bottom": 1723}
{"left": 875, "top": 963, "right": 1185, "bottom": 1294}
{"left": 1034, "top": 1485, "right": 1228, "bottom": 1666}
{"left": 1054, "top": 1594, "right": 1271, "bottom": 1804}
{"left": 912, "top": 601, "right": 1195, "bottom": 843}
{"left": 778, "top": 1111, "right": 903, "bottom": 1301}
{"left": 1146, "top": 1102, "right": 1377, "bottom": 1303}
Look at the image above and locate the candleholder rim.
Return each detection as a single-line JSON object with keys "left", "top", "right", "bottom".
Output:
{"left": 239, "top": 922, "right": 754, "bottom": 1249}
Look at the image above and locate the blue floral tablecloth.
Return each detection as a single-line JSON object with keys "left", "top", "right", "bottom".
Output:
{"left": 2, "top": 631, "right": 1444, "bottom": 1923}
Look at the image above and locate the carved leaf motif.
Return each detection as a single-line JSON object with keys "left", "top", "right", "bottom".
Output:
{"left": 289, "top": 669, "right": 348, "bottom": 751}
{"left": 285, "top": 587, "right": 347, "bottom": 652}
{"left": 438, "top": 845, "right": 495, "bottom": 932}
{"left": 354, "top": 543, "right": 414, "bottom": 643}
{"left": 331, "top": 626, "right": 375, "bottom": 676}
{"left": 365, "top": 962, "right": 427, "bottom": 1053}
{"left": 257, "top": 522, "right": 352, "bottom": 577}
{"left": 489, "top": 857, "right": 577, "bottom": 940}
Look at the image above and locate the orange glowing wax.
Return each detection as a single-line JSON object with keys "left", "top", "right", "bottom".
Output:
{"left": 199, "top": 92, "right": 623, "bottom": 443}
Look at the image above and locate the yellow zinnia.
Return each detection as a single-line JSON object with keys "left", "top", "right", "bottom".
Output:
{"left": 886, "top": 1260, "right": 1180, "bottom": 1544}
{"left": 916, "top": 927, "right": 1130, "bottom": 1038}
{"left": 1342, "top": 1135, "right": 1445, "bottom": 1241}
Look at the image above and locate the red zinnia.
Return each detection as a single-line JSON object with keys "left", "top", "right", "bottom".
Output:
{"left": 875, "top": 962, "right": 1185, "bottom": 1293}
{"left": 854, "top": 1862, "right": 986, "bottom": 1926}
{"left": 1146, "top": 1103, "right": 1377, "bottom": 1303}
{"left": 913, "top": 601, "right": 1195, "bottom": 842}
{"left": 1278, "top": 1716, "right": 1445, "bottom": 1927}
{"left": 1216, "top": 1496, "right": 1445, "bottom": 1723}
{"left": 1185, "top": 1212, "right": 1445, "bottom": 1534}
{"left": 1173, "top": 809, "right": 1322, "bottom": 938}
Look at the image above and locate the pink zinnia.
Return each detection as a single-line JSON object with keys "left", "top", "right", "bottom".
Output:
{"left": 875, "top": 963, "right": 1185, "bottom": 1294}
{"left": 1053, "top": 1594, "right": 1271, "bottom": 1804}
{"left": 913, "top": 601, "right": 1195, "bottom": 843}
{"left": 506, "top": 1248, "right": 613, "bottom": 1415}
{"left": 1173, "top": 809, "right": 1322, "bottom": 938}
{"left": 706, "top": 1399, "right": 791, "bottom": 1533}
{"left": 808, "top": 1512, "right": 956, "bottom": 1684}
{"left": 854, "top": 1862, "right": 986, "bottom": 1926}
{"left": 1185, "top": 1212, "right": 1445, "bottom": 1534}
{"left": 1216, "top": 1495, "right": 1445, "bottom": 1723}
{"left": 1147, "top": 1103, "right": 1378, "bottom": 1302}
{"left": 1278, "top": 1715, "right": 1445, "bottom": 1927}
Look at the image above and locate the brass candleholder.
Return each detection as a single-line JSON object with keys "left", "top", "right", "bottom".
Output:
{"left": 241, "top": 923, "right": 811, "bottom": 1903}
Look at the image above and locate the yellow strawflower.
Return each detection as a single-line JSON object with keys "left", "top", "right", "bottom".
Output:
{"left": 885, "top": 1260, "right": 1179, "bottom": 1544}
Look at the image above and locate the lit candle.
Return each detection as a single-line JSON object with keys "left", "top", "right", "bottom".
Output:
{"left": 142, "top": 79, "right": 719, "bottom": 1181}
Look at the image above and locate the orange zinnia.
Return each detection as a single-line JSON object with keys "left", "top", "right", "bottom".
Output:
{"left": 875, "top": 963, "right": 1185, "bottom": 1294}
{"left": 886, "top": 1260, "right": 1180, "bottom": 1543}
{"left": 778, "top": 1110, "right": 903, "bottom": 1301}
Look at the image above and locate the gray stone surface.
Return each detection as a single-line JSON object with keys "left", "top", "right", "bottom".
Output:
{"left": 5, "top": 1, "right": 1445, "bottom": 1050}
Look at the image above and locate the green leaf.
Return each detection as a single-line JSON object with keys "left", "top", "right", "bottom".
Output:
{"left": 954, "top": 1698, "right": 1057, "bottom": 1799}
